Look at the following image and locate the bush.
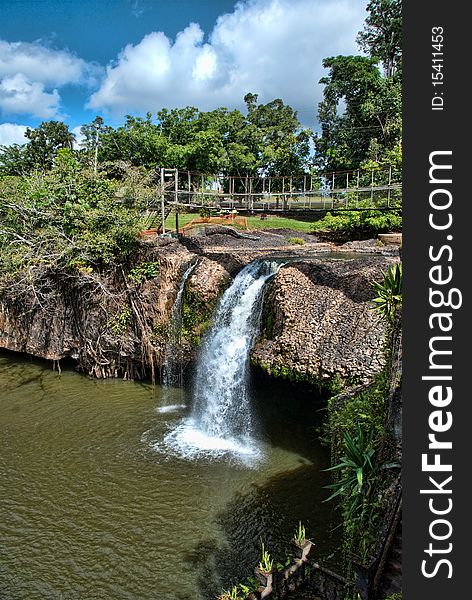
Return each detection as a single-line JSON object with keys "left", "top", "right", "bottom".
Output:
{"left": 0, "top": 152, "right": 147, "bottom": 282}
{"left": 287, "top": 237, "right": 305, "bottom": 245}
{"left": 312, "top": 206, "right": 402, "bottom": 238}
{"left": 128, "top": 261, "right": 160, "bottom": 285}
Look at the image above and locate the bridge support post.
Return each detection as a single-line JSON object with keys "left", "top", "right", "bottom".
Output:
{"left": 160, "top": 167, "right": 165, "bottom": 235}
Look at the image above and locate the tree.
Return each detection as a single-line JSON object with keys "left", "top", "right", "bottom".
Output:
{"left": 244, "top": 93, "right": 312, "bottom": 175}
{"left": 79, "top": 116, "right": 111, "bottom": 173}
{"left": 357, "top": 0, "right": 402, "bottom": 78}
{"left": 314, "top": 0, "right": 402, "bottom": 172}
{"left": 0, "top": 143, "right": 33, "bottom": 176}
{"left": 24, "top": 121, "right": 75, "bottom": 171}
{"left": 315, "top": 56, "right": 393, "bottom": 171}
{"left": 0, "top": 121, "right": 76, "bottom": 175}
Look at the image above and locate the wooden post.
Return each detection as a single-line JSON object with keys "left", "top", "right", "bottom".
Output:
{"left": 387, "top": 165, "right": 392, "bottom": 208}
{"left": 357, "top": 170, "right": 360, "bottom": 208}
{"left": 160, "top": 167, "right": 165, "bottom": 235}
{"left": 332, "top": 172, "right": 335, "bottom": 209}
{"left": 174, "top": 169, "right": 178, "bottom": 205}
{"left": 187, "top": 171, "right": 191, "bottom": 205}
{"left": 346, "top": 172, "right": 349, "bottom": 208}
{"left": 371, "top": 170, "right": 375, "bottom": 204}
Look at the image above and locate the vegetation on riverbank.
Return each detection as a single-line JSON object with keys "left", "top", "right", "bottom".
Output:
{"left": 323, "top": 264, "right": 402, "bottom": 570}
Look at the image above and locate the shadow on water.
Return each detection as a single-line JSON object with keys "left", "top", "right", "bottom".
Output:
{"left": 186, "top": 462, "right": 342, "bottom": 599}
{"left": 184, "top": 369, "right": 342, "bottom": 599}
{"left": 250, "top": 368, "right": 328, "bottom": 462}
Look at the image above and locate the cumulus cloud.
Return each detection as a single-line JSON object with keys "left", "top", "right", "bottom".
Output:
{"left": 88, "top": 0, "right": 367, "bottom": 124}
{"left": 0, "top": 39, "right": 101, "bottom": 119}
{"left": 0, "top": 74, "right": 60, "bottom": 119}
{"left": 0, "top": 123, "right": 28, "bottom": 146}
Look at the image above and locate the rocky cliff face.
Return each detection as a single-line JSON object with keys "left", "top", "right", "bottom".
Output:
{"left": 252, "top": 257, "right": 395, "bottom": 386}
{"left": 0, "top": 236, "right": 397, "bottom": 386}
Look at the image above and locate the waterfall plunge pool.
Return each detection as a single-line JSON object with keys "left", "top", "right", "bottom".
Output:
{"left": 0, "top": 352, "right": 340, "bottom": 599}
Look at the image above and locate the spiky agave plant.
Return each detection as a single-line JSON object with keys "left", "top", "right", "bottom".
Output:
{"left": 371, "top": 263, "right": 402, "bottom": 322}
{"left": 324, "top": 426, "right": 376, "bottom": 518}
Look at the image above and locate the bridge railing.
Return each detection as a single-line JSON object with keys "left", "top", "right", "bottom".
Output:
{"left": 157, "top": 167, "right": 402, "bottom": 213}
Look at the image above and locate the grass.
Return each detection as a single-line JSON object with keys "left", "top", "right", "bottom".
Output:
{"left": 165, "top": 211, "right": 315, "bottom": 233}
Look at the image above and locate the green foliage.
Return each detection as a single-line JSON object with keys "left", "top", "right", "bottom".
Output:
{"left": 0, "top": 152, "right": 145, "bottom": 285}
{"left": 312, "top": 208, "right": 402, "bottom": 237}
{"left": 323, "top": 363, "right": 400, "bottom": 566}
{"left": 314, "top": 1, "right": 402, "bottom": 172}
{"left": 357, "top": 0, "right": 402, "bottom": 77}
{"left": 323, "top": 370, "right": 390, "bottom": 462}
{"left": 68, "top": 95, "right": 312, "bottom": 177}
{"left": 287, "top": 237, "right": 305, "bottom": 245}
{"left": 128, "top": 261, "right": 160, "bottom": 285}
{"left": 324, "top": 426, "right": 384, "bottom": 562}
{"left": 275, "top": 556, "right": 292, "bottom": 570}
{"left": 294, "top": 521, "right": 307, "bottom": 544}
{"left": 108, "top": 306, "right": 132, "bottom": 335}
{"left": 181, "top": 288, "right": 216, "bottom": 347}
{"left": 217, "top": 578, "right": 260, "bottom": 600}
{"left": 199, "top": 205, "right": 213, "bottom": 218}
{"left": 325, "top": 427, "right": 377, "bottom": 506}
{"left": 371, "top": 263, "right": 402, "bottom": 322}
{"left": 0, "top": 120, "right": 76, "bottom": 175}
{"left": 218, "top": 586, "right": 241, "bottom": 600}
{"left": 258, "top": 541, "right": 274, "bottom": 574}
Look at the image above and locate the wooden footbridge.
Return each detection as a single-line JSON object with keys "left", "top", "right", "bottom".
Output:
{"left": 141, "top": 166, "right": 402, "bottom": 232}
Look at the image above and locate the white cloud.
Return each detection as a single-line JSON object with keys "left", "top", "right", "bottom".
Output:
{"left": 0, "top": 39, "right": 101, "bottom": 119}
{"left": 88, "top": 0, "right": 367, "bottom": 125}
{"left": 0, "top": 123, "right": 28, "bottom": 146}
{"left": 0, "top": 73, "right": 60, "bottom": 119}
{"left": 71, "top": 125, "right": 85, "bottom": 149}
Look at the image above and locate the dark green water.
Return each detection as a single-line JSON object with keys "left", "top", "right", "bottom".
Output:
{"left": 0, "top": 352, "right": 339, "bottom": 600}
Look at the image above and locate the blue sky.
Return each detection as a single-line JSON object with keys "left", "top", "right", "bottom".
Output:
{"left": 0, "top": 0, "right": 367, "bottom": 145}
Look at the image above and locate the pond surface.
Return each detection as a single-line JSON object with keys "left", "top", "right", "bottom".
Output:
{"left": 0, "top": 352, "right": 339, "bottom": 600}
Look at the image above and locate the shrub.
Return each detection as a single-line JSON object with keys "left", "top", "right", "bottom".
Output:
{"left": 287, "top": 237, "right": 305, "bottom": 245}
{"left": 0, "top": 156, "right": 147, "bottom": 288}
{"left": 128, "top": 261, "right": 160, "bottom": 285}
{"left": 312, "top": 206, "right": 402, "bottom": 237}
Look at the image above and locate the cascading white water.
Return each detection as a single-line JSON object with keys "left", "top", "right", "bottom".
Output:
{"left": 191, "top": 260, "right": 278, "bottom": 438}
{"left": 161, "top": 261, "right": 197, "bottom": 387}
{"left": 157, "top": 261, "right": 197, "bottom": 414}
{"left": 159, "top": 260, "right": 280, "bottom": 463}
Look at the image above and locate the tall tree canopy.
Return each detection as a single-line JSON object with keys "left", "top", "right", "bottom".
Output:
{"left": 0, "top": 121, "right": 75, "bottom": 175}
{"left": 357, "top": 0, "right": 402, "bottom": 78}
{"left": 314, "top": 0, "right": 402, "bottom": 173}
{"left": 47, "top": 95, "right": 312, "bottom": 177}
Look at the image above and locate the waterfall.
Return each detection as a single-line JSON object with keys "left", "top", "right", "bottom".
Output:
{"left": 157, "top": 261, "right": 197, "bottom": 413}
{"left": 161, "top": 260, "right": 280, "bottom": 463}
